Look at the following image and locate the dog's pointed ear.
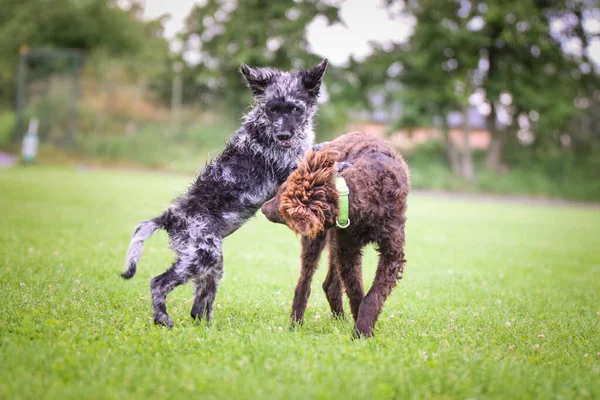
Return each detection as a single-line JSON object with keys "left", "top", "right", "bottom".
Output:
{"left": 300, "top": 59, "right": 328, "bottom": 97}
{"left": 240, "top": 64, "right": 273, "bottom": 96}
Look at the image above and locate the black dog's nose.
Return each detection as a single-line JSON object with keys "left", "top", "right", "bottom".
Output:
{"left": 276, "top": 132, "right": 293, "bottom": 140}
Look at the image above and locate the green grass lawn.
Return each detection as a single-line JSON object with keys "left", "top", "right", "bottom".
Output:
{"left": 1, "top": 166, "right": 599, "bottom": 399}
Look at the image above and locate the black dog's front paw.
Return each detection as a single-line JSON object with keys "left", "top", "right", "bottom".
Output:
{"left": 154, "top": 314, "right": 174, "bottom": 328}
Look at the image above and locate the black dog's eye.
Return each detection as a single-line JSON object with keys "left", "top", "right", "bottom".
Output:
{"left": 268, "top": 106, "right": 277, "bottom": 113}
{"left": 292, "top": 105, "right": 303, "bottom": 113}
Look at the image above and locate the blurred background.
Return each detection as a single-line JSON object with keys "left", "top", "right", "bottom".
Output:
{"left": 1, "top": 0, "right": 599, "bottom": 200}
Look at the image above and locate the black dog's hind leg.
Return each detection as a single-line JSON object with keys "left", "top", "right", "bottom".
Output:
{"left": 191, "top": 255, "right": 224, "bottom": 322}
{"left": 150, "top": 257, "right": 196, "bottom": 328}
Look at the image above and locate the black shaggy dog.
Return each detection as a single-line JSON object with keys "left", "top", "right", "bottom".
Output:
{"left": 261, "top": 132, "right": 410, "bottom": 337}
{"left": 122, "top": 60, "right": 328, "bottom": 328}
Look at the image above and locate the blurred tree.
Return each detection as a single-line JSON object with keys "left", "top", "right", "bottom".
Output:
{"left": 178, "top": 0, "right": 340, "bottom": 113}
{"left": 352, "top": 1, "right": 483, "bottom": 178}
{"left": 476, "top": 0, "right": 598, "bottom": 170}
{"left": 567, "top": 94, "right": 600, "bottom": 154}
{"left": 367, "top": 0, "right": 599, "bottom": 173}
{"left": 0, "top": 0, "right": 170, "bottom": 108}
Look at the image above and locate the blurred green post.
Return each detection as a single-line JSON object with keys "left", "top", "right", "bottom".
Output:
{"left": 67, "top": 54, "right": 80, "bottom": 145}
{"left": 170, "top": 61, "right": 184, "bottom": 136}
{"left": 13, "top": 46, "right": 28, "bottom": 143}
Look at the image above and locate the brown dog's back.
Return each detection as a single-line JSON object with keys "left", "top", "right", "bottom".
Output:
{"left": 318, "top": 131, "right": 405, "bottom": 166}
{"left": 317, "top": 132, "right": 410, "bottom": 230}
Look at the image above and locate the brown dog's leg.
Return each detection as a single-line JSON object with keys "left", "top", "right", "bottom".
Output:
{"left": 322, "top": 235, "right": 345, "bottom": 318}
{"left": 355, "top": 228, "right": 406, "bottom": 337}
{"left": 290, "top": 233, "right": 327, "bottom": 324}
{"left": 333, "top": 233, "right": 364, "bottom": 322}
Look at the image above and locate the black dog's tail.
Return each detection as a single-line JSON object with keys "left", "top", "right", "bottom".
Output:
{"left": 121, "top": 218, "right": 162, "bottom": 279}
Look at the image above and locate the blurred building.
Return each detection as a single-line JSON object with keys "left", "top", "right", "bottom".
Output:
{"left": 348, "top": 98, "right": 491, "bottom": 150}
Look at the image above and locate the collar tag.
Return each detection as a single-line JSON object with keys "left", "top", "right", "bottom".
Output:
{"left": 335, "top": 176, "right": 350, "bottom": 229}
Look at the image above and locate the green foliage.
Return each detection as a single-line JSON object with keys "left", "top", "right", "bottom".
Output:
{"left": 23, "top": 75, "right": 74, "bottom": 143}
{"left": 73, "top": 119, "right": 237, "bottom": 172}
{"left": 179, "top": 0, "right": 340, "bottom": 113}
{"left": 359, "top": 1, "right": 487, "bottom": 129}
{"left": 0, "top": 0, "right": 170, "bottom": 108}
{"left": 404, "top": 140, "right": 600, "bottom": 201}
{"left": 0, "top": 111, "right": 15, "bottom": 147}
{"left": 566, "top": 97, "right": 600, "bottom": 154}
{"left": 1, "top": 166, "right": 599, "bottom": 398}
{"left": 477, "top": 0, "right": 595, "bottom": 138}
{"left": 368, "top": 0, "right": 600, "bottom": 170}
{"left": 403, "top": 141, "right": 463, "bottom": 191}
{"left": 314, "top": 102, "right": 351, "bottom": 141}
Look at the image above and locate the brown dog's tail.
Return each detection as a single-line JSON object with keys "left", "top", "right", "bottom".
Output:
{"left": 121, "top": 218, "right": 162, "bottom": 279}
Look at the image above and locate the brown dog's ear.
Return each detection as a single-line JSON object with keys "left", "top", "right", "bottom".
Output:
{"left": 292, "top": 219, "right": 312, "bottom": 237}
{"left": 287, "top": 209, "right": 323, "bottom": 238}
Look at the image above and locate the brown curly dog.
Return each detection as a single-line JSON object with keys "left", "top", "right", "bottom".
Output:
{"left": 261, "top": 131, "right": 410, "bottom": 337}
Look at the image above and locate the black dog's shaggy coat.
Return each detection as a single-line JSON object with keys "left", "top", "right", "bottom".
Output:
{"left": 122, "top": 60, "right": 328, "bottom": 328}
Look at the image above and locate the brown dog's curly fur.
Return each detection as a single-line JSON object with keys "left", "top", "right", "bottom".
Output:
{"left": 261, "top": 131, "right": 410, "bottom": 337}
{"left": 279, "top": 150, "right": 339, "bottom": 238}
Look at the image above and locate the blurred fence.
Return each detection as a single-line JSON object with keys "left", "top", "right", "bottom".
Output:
{"left": 14, "top": 48, "right": 81, "bottom": 145}
{"left": 7, "top": 49, "right": 242, "bottom": 171}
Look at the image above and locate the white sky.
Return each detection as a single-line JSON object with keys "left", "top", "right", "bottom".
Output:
{"left": 140, "top": 0, "right": 600, "bottom": 67}
{"left": 141, "top": 0, "right": 414, "bottom": 66}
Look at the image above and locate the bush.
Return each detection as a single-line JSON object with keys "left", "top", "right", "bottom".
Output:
{"left": 402, "top": 140, "right": 464, "bottom": 191}
{"left": 0, "top": 112, "right": 15, "bottom": 148}
{"left": 74, "top": 118, "right": 238, "bottom": 172}
{"left": 315, "top": 103, "right": 351, "bottom": 141}
{"left": 402, "top": 139, "right": 600, "bottom": 201}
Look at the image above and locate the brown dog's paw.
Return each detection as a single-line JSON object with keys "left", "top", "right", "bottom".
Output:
{"left": 353, "top": 325, "right": 374, "bottom": 339}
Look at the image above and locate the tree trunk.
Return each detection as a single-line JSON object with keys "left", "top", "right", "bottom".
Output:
{"left": 485, "top": 106, "right": 505, "bottom": 172}
{"left": 486, "top": 134, "right": 503, "bottom": 171}
{"left": 461, "top": 105, "right": 475, "bottom": 181}
{"left": 442, "top": 118, "right": 461, "bottom": 175}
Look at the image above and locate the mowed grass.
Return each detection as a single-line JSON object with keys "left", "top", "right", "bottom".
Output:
{"left": 1, "top": 166, "right": 599, "bottom": 400}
